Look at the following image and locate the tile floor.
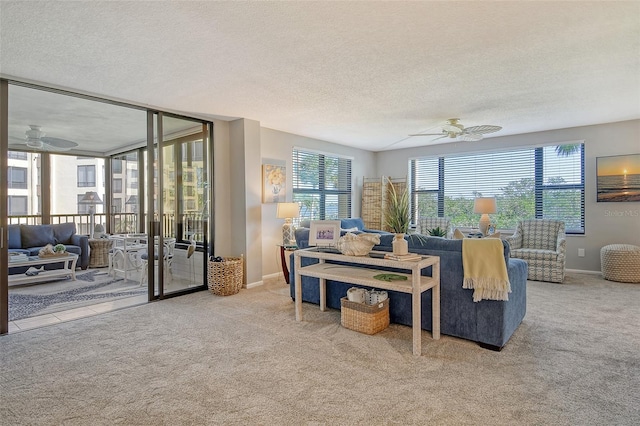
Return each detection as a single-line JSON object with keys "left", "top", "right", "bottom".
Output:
{"left": 8, "top": 250, "right": 206, "bottom": 333}
{"left": 8, "top": 294, "right": 148, "bottom": 333}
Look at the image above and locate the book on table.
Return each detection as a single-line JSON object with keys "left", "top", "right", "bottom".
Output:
{"left": 384, "top": 253, "right": 422, "bottom": 261}
{"left": 9, "top": 252, "right": 28, "bottom": 262}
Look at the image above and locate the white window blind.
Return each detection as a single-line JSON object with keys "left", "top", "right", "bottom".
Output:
{"left": 292, "top": 149, "right": 352, "bottom": 220}
{"left": 410, "top": 143, "right": 584, "bottom": 233}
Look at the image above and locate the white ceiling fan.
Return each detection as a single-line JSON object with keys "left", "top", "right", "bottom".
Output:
{"left": 10, "top": 125, "right": 79, "bottom": 151}
{"left": 409, "top": 118, "right": 502, "bottom": 142}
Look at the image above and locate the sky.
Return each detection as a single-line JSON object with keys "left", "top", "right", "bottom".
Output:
{"left": 597, "top": 154, "right": 640, "bottom": 176}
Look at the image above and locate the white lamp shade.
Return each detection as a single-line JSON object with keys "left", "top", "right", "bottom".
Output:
{"left": 473, "top": 197, "right": 497, "bottom": 214}
{"left": 276, "top": 202, "right": 300, "bottom": 219}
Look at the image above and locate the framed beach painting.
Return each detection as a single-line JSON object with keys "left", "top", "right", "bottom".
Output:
{"left": 596, "top": 153, "right": 640, "bottom": 202}
{"left": 262, "top": 164, "right": 286, "bottom": 203}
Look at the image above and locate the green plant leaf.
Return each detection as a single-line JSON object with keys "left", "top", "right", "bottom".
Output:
{"left": 373, "top": 273, "right": 408, "bottom": 282}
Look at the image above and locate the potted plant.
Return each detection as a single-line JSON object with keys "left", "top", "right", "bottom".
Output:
{"left": 384, "top": 177, "right": 410, "bottom": 255}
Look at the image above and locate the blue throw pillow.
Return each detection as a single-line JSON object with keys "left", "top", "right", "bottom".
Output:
{"left": 8, "top": 224, "right": 21, "bottom": 249}
{"left": 53, "top": 222, "right": 76, "bottom": 245}
{"left": 20, "top": 225, "right": 55, "bottom": 248}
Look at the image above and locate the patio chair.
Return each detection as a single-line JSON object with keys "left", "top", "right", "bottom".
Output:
{"left": 139, "top": 238, "right": 176, "bottom": 285}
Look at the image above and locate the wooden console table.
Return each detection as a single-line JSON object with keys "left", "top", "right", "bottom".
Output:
{"left": 294, "top": 248, "right": 440, "bottom": 356}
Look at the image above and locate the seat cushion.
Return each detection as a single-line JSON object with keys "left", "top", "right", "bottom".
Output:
{"left": 511, "top": 248, "right": 560, "bottom": 261}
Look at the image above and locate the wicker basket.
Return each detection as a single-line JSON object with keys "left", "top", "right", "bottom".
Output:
{"left": 340, "top": 297, "right": 390, "bottom": 335}
{"left": 207, "top": 256, "right": 244, "bottom": 296}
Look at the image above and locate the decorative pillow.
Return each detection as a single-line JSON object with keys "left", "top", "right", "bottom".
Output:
{"left": 8, "top": 224, "right": 22, "bottom": 249}
{"left": 21, "top": 224, "right": 55, "bottom": 248}
{"left": 53, "top": 222, "right": 76, "bottom": 245}
{"left": 453, "top": 228, "right": 465, "bottom": 239}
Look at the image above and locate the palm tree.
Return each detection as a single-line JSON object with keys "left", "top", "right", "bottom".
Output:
{"left": 555, "top": 144, "right": 581, "bottom": 157}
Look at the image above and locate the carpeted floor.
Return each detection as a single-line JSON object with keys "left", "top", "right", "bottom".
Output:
{"left": 9, "top": 270, "right": 146, "bottom": 321}
{"left": 0, "top": 272, "right": 638, "bottom": 425}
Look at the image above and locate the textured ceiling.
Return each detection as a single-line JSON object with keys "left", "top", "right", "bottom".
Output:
{"left": 1, "top": 1, "right": 639, "bottom": 153}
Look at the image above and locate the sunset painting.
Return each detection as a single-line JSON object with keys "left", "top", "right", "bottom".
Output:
{"left": 596, "top": 153, "right": 640, "bottom": 202}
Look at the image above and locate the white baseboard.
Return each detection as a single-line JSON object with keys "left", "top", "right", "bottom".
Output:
{"left": 246, "top": 280, "right": 264, "bottom": 289}
{"left": 262, "top": 272, "right": 282, "bottom": 281}
{"left": 566, "top": 268, "right": 601, "bottom": 275}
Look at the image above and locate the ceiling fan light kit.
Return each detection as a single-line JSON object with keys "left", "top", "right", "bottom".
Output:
{"left": 410, "top": 118, "right": 502, "bottom": 142}
{"left": 25, "top": 124, "right": 45, "bottom": 148}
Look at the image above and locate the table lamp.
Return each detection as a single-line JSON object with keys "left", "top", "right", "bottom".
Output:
{"left": 276, "top": 202, "right": 300, "bottom": 246}
{"left": 80, "top": 191, "right": 103, "bottom": 239}
{"left": 473, "top": 196, "right": 497, "bottom": 236}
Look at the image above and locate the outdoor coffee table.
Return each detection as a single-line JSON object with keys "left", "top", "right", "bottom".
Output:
{"left": 8, "top": 253, "right": 79, "bottom": 286}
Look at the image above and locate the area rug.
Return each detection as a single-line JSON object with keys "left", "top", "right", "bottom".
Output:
{"left": 9, "top": 270, "right": 147, "bottom": 321}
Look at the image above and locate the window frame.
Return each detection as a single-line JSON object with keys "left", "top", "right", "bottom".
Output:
{"left": 77, "top": 164, "right": 96, "bottom": 187}
{"left": 292, "top": 148, "right": 352, "bottom": 221}
{"left": 410, "top": 142, "right": 585, "bottom": 234}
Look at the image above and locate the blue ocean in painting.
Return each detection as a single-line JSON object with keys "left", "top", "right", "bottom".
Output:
{"left": 597, "top": 174, "right": 640, "bottom": 201}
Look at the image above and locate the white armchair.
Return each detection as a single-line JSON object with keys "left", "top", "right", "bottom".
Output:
{"left": 417, "top": 217, "right": 451, "bottom": 238}
{"left": 506, "top": 219, "right": 566, "bottom": 283}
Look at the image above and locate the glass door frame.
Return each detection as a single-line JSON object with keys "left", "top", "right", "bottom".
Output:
{"left": 144, "top": 111, "right": 212, "bottom": 300}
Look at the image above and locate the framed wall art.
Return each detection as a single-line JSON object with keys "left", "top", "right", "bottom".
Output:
{"left": 596, "top": 153, "right": 640, "bottom": 202}
{"left": 309, "top": 220, "right": 341, "bottom": 248}
{"left": 262, "top": 164, "right": 286, "bottom": 203}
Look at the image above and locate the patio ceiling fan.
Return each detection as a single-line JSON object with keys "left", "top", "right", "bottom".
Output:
{"left": 9, "top": 125, "right": 79, "bottom": 151}
{"left": 409, "top": 118, "right": 502, "bottom": 142}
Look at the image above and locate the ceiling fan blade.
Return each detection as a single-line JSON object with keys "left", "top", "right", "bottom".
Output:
{"left": 409, "top": 132, "right": 446, "bottom": 137}
{"left": 460, "top": 133, "right": 484, "bottom": 142}
{"left": 41, "top": 136, "right": 78, "bottom": 150}
{"left": 463, "top": 125, "right": 502, "bottom": 135}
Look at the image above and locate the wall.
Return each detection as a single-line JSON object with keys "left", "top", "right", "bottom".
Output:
{"left": 259, "top": 127, "right": 377, "bottom": 277}
{"left": 376, "top": 119, "right": 640, "bottom": 272}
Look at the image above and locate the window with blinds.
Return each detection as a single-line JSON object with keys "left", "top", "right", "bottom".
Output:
{"left": 410, "top": 143, "right": 584, "bottom": 234}
{"left": 292, "top": 149, "right": 352, "bottom": 220}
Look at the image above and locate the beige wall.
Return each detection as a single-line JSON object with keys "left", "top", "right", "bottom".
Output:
{"left": 259, "top": 128, "right": 377, "bottom": 277}
{"left": 376, "top": 119, "right": 640, "bottom": 272}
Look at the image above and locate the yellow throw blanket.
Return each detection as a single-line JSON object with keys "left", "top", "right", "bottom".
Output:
{"left": 462, "top": 238, "right": 511, "bottom": 302}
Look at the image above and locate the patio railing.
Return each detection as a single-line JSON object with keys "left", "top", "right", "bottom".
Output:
{"left": 8, "top": 213, "right": 206, "bottom": 242}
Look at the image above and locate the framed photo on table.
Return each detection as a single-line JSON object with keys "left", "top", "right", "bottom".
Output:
{"left": 309, "top": 220, "right": 341, "bottom": 248}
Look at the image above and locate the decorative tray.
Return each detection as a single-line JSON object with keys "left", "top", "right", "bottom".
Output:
{"left": 39, "top": 252, "right": 69, "bottom": 258}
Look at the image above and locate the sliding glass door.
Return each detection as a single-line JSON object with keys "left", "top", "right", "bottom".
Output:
{"left": 143, "top": 114, "right": 209, "bottom": 297}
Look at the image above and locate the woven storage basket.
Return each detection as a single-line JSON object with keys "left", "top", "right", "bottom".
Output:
{"left": 340, "top": 297, "right": 390, "bottom": 335}
{"left": 207, "top": 256, "right": 244, "bottom": 296}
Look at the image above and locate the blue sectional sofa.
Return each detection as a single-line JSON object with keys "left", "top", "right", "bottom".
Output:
{"left": 8, "top": 223, "right": 90, "bottom": 273}
{"left": 290, "top": 223, "right": 528, "bottom": 350}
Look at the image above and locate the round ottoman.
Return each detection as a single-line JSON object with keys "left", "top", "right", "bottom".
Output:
{"left": 600, "top": 244, "right": 640, "bottom": 283}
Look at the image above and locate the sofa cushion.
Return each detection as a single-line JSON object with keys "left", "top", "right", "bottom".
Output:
{"left": 53, "top": 222, "right": 77, "bottom": 245}
{"left": 511, "top": 248, "right": 559, "bottom": 261}
{"left": 21, "top": 224, "right": 55, "bottom": 248}
{"left": 340, "top": 218, "right": 365, "bottom": 231}
{"left": 8, "top": 224, "right": 21, "bottom": 249}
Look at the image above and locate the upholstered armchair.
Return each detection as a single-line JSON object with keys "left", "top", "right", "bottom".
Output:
{"left": 417, "top": 217, "right": 451, "bottom": 238}
{"left": 506, "top": 219, "right": 566, "bottom": 283}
